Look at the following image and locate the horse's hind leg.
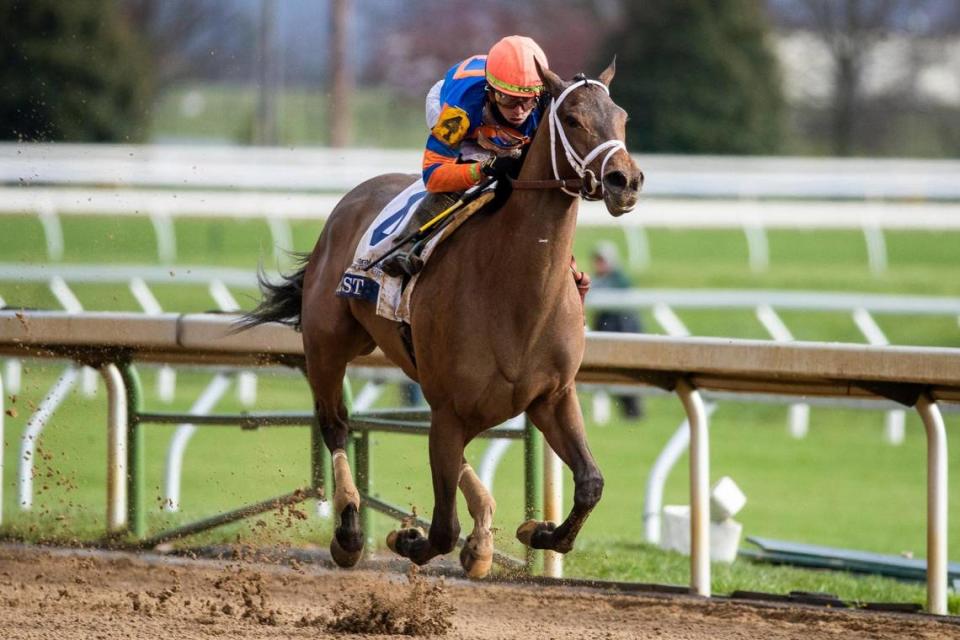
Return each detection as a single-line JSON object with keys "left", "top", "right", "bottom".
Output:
{"left": 516, "top": 386, "right": 603, "bottom": 554}
{"left": 303, "top": 342, "right": 368, "bottom": 568}
{"left": 458, "top": 459, "right": 496, "bottom": 578}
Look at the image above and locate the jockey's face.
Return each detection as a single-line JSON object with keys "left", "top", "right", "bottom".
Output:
{"left": 491, "top": 90, "right": 537, "bottom": 127}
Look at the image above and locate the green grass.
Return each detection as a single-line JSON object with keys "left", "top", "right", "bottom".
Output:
{"left": 573, "top": 226, "right": 960, "bottom": 299}
{"left": 2, "top": 214, "right": 959, "bottom": 612}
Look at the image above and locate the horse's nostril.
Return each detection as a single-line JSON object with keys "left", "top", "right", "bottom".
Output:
{"left": 603, "top": 171, "right": 627, "bottom": 190}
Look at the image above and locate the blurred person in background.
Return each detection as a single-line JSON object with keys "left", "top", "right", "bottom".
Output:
{"left": 591, "top": 241, "right": 644, "bottom": 420}
{"left": 380, "top": 35, "right": 548, "bottom": 277}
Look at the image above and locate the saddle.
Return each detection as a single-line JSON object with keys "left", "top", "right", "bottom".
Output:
{"left": 336, "top": 179, "right": 496, "bottom": 324}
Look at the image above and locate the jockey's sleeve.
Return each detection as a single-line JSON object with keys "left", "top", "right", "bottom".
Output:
{"left": 422, "top": 136, "right": 483, "bottom": 193}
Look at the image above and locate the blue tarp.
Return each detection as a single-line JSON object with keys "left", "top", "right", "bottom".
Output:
{"left": 742, "top": 536, "right": 960, "bottom": 584}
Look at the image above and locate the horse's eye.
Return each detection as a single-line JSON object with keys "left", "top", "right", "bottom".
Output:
{"left": 564, "top": 115, "right": 581, "bottom": 129}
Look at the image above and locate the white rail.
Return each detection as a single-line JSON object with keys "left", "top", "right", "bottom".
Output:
{"left": 4, "top": 144, "right": 960, "bottom": 199}
{"left": 4, "top": 186, "right": 960, "bottom": 229}
{"left": 5, "top": 145, "right": 960, "bottom": 274}
{"left": 0, "top": 311, "right": 953, "bottom": 614}
{"left": 7, "top": 264, "right": 958, "bottom": 319}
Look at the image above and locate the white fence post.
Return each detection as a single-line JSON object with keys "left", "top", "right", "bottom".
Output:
{"left": 101, "top": 364, "right": 128, "bottom": 533}
{"left": 862, "top": 197, "right": 888, "bottom": 275}
{"left": 623, "top": 226, "right": 650, "bottom": 271}
{"left": 129, "top": 277, "right": 177, "bottom": 403}
{"left": 37, "top": 198, "right": 64, "bottom": 262}
{"left": 853, "top": 308, "right": 905, "bottom": 445}
{"left": 652, "top": 303, "right": 690, "bottom": 338}
{"left": 163, "top": 374, "right": 232, "bottom": 512}
{"left": 209, "top": 279, "right": 257, "bottom": 407}
{"left": 49, "top": 277, "right": 97, "bottom": 397}
{"left": 18, "top": 366, "right": 79, "bottom": 510}
{"left": 149, "top": 208, "right": 177, "bottom": 264}
{"left": 266, "top": 215, "right": 294, "bottom": 262}
{"left": 543, "top": 444, "right": 564, "bottom": 578}
{"left": 0, "top": 369, "right": 4, "bottom": 526}
{"left": 677, "top": 379, "right": 710, "bottom": 597}
{"left": 642, "top": 403, "right": 718, "bottom": 544}
{"left": 914, "top": 394, "right": 948, "bottom": 615}
{"left": 756, "top": 305, "right": 810, "bottom": 439}
{"left": 0, "top": 295, "right": 20, "bottom": 396}
{"left": 741, "top": 197, "right": 769, "bottom": 273}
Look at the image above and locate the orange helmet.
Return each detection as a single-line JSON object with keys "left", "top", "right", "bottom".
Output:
{"left": 485, "top": 35, "right": 549, "bottom": 97}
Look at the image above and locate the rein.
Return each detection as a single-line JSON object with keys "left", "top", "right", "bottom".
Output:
{"left": 510, "top": 77, "right": 626, "bottom": 201}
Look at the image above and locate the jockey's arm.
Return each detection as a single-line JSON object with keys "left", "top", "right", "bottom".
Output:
{"left": 421, "top": 136, "right": 483, "bottom": 193}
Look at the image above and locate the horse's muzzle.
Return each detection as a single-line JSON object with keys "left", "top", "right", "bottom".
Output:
{"left": 602, "top": 169, "right": 644, "bottom": 216}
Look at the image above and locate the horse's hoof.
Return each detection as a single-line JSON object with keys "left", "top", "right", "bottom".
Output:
{"left": 515, "top": 519, "right": 557, "bottom": 549}
{"left": 386, "top": 527, "right": 426, "bottom": 557}
{"left": 459, "top": 534, "right": 493, "bottom": 579}
{"left": 330, "top": 535, "right": 363, "bottom": 568}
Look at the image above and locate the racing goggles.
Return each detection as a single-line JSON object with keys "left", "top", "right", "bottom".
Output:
{"left": 491, "top": 90, "right": 538, "bottom": 110}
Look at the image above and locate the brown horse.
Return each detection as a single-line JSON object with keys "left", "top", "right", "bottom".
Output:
{"left": 241, "top": 60, "right": 643, "bottom": 577}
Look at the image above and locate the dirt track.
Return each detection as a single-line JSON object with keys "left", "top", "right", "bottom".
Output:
{"left": 0, "top": 545, "right": 957, "bottom": 640}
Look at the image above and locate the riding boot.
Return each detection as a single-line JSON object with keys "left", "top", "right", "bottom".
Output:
{"left": 380, "top": 191, "right": 460, "bottom": 277}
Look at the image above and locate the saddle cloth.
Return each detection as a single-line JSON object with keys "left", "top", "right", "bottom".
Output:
{"left": 335, "top": 178, "right": 439, "bottom": 323}
{"left": 336, "top": 177, "right": 494, "bottom": 323}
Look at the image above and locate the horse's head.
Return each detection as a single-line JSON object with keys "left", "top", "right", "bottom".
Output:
{"left": 536, "top": 59, "right": 643, "bottom": 216}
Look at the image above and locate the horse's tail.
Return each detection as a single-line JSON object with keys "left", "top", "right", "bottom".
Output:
{"left": 234, "top": 253, "right": 310, "bottom": 332}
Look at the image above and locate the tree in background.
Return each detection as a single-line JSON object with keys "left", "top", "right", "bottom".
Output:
{"left": 603, "top": 0, "right": 785, "bottom": 154}
{"left": 367, "top": 0, "right": 613, "bottom": 98}
{"left": 120, "top": 0, "right": 255, "bottom": 90}
{"left": 771, "top": 0, "right": 960, "bottom": 157}
{"left": 0, "top": 0, "right": 150, "bottom": 142}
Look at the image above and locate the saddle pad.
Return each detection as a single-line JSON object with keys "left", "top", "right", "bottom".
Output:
{"left": 336, "top": 177, "right": 425, "bottom": 322}
{"left": 336, "top": 177, "right": 494, "bottom": 324}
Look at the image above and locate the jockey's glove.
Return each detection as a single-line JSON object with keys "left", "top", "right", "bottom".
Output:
{"left": 480, "top": 155, "right": 522, "bottom": 179}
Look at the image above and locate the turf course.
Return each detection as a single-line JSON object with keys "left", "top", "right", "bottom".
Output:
{"left": 1, "top": 211, "right": 959, "bottom": 611}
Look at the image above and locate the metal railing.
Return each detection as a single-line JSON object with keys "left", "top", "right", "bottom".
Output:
{"left": 0, "top": 311, "right": 954, "bottom": 614}
{"left": 6, "top": 262, "right": 957, "bottom": 452}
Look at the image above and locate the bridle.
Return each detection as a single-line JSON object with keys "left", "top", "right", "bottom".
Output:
{"left": 511, "top": 76, "right": 627, "bottom": 201}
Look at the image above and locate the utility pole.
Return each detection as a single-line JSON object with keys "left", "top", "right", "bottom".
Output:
{"left": 328, "top": 0, "right": 352, "bottom": 147}
{"left": 255, "top": 0, "right": 278, "bottom": 146}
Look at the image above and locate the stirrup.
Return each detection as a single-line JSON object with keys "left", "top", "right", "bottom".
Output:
{"left": 380, "top": 252, "right": 424, "bottom": 278}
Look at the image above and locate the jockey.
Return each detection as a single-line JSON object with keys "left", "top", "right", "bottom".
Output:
{"left": 380, "top": 35, "right": 548, "bottom": 278}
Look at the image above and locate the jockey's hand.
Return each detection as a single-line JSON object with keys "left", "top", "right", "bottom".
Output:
{"left": 480, "top": 155, "right": 522, "bottom": 179}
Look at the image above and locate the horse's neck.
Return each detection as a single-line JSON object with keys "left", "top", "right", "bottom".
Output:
{"left": 485, "top": 124, "right": 580, "bottom": 287}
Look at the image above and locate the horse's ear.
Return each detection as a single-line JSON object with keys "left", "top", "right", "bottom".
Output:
{"left": 598, "top": 56, "right": 616, "bottom": 88}
{"left": 535, "top": 57, "right": 565, "bottom": 97}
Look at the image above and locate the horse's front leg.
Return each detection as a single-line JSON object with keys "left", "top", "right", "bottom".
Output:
{"left": 517, "top": 386, "right": 603, "bottom": 554}
{"left": 387, "top": 412, "right": 464, "bottom": 565}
